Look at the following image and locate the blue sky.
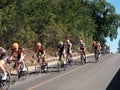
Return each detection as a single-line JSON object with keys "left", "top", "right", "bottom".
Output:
{"left": 106, "top": 0, "right": 120, "bottom": 53}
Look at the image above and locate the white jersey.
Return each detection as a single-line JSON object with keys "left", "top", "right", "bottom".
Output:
{"left": 79, "top": 42, "right": 85, "bottom": 49}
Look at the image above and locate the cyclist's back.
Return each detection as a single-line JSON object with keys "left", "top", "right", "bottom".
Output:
{"left": 57, "top": 41, "right": 65, "bottom": 60}
{"left": 10, "top": 43, "right": 26, "bottom": 71}
{"left": 78, "top": 40, "right": 86, "bottom": 61}
{"left": 66, "top": 40, "right": 72, "bottom": 55}
{"left": 0, "top": 47, "right": 8, "bottom": 80}
{"left": 92, "top": 41, "right": 101, "bottom": 57}
{"left": 33, "top": 42, "right": 46, "bottom": 64}
{"left": 78, "top": 40, "right": 85, "bottom": 52}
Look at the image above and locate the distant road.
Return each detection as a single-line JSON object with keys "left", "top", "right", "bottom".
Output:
{"left": 9, "top": 54, "right": 120, "bottom": 90}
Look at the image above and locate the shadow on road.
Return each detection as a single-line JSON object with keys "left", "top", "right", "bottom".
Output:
{"left": 106, "top": 69, "right": 120, "bottom": 90}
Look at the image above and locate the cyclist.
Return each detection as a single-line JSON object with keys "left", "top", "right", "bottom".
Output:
{"left": 9, "top": 43, "right": 26, "bottom": 71}
{"left": 56, "top": 41, "right": 65, "bottom": 67}
{"left": 78, "top": 40, "right": 86, "bottom": 62}
{"left": 96, "top": 42, "right": 101, "bottom": 57}
{"left": 0, "top": 47, "right": 8, "bottom": 80}
{"left": 66, "top": 40, "right": 73, "bottom": 61}
{"left": 32, "top": 42, "right": 47, "bottom": 70}
{"left": 92, "top": 41, "right": 101, "bottom": 57}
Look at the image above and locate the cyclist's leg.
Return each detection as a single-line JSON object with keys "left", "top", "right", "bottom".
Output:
{"left": 19, "top": 56, "right": 26, "bottom": 71}
{"left": 59, "top": 53, "right": 63, "bottom": 67}
{"left": 42, "top": 55, "right": 48, "bottom": 71}
{"left": 17, "top": 58, "right": 25, "bottom": 72}
{"left": 42, "top": 55, "right": 47, "bottom": 64}
{"left": 0, "top": 58, "right": 7, "bottom": 80}
{"left": 0, "top": 60, "right": 6, "bottom": 73}
{"left": 94, "top": 49, "right": 97, "bottom": 59}
{"left": 83, "top": 50, "right": 87, "bottom": 63}
{"left": 69, "top": 49, "right": 73, "bottom": 61}
{"left": 98, "top": 49, "right": 101, "bottom": 57}
{"left": 0, "top": 55, "right": 8, "bottom": 71}
{"left": 61, "top": 53, "right": 65, "bottom": 67}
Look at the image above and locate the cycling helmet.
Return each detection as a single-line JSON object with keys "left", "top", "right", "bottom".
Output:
{"left": 58, "top": 41, "right": 63, "bottom": 45}
{"left": 36, "top": 42, "right": 41, "bottom": 47}
{"left": 66, "top": 40, "right": 70, "bottom": 43}
{"left": 12, "top": 43, "right": 19, "bottom": 49}
{"left": 0, "top": 47, "right": 2, "bottom": 50}
{"left": 80, "top": 40, "right": 83, "bottom": 43}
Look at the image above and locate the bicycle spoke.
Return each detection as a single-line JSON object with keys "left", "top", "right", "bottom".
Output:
{"left": 10, "top": 68, "right": 19, "bottom": 84}
{"left": 20, "top": 64, "right": 29, "bottom": 80}
{"left": 0, "top": 71, "right": 10, "bottom": 90}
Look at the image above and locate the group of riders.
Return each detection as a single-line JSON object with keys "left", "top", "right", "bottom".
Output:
{"left": 0, "top": 39, "right": 101, "bottom": 81}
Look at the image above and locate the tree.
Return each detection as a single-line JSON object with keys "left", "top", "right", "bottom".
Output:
{"left": 0, "top": 0, "right": 120, "bottom": 53}
{"left": 90, "top": 0, "right": 120, "bottom": 44}
{"left": 117, "top": 39, "right": 120, "bottom": 53}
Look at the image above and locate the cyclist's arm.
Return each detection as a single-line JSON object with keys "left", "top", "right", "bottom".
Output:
{"left": 32, "top": 50, "right": 38, "bottom": 58}
{"left": 18, "top": 52, "right": 25, "bottom": 62}
{"left": 41, "top": 49, "right": 45, "bottom": 57}
{"left": 83, "top": 43, "right": 86, "bottom": 51}
{"left": 9, "top": 50, "right": 14, "bottom": 60}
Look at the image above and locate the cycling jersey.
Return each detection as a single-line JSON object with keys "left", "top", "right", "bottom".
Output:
{"left": 0, "top": 48, "right": 8, "bottom": 61}
{"left": 11, "top": 47, "right": 26, "bottom": 60}
{"left": 57, "top": 44, "right": 65, "bottom": 54}
{"left": 79, "top": 42, "right": 85, "bottom": 51}
{"left": 66, "top": 42, "right": 72, "bottom": 54}
{"left": 34, "top": 45, "right": 46, "bottom": 59}
{"left": 35, "top": 46, "right": 45, "bottom": 54}
{"left": 92, "top": 44, "right": 100, "bottom": 50}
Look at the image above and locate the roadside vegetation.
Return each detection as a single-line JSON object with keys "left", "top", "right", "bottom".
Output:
{"left": 0, "top": 0, "right": 120, "bottom": 55}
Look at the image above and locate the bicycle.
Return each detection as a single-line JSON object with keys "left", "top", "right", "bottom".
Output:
{"left": 10, "top": 60, "right": 29, "bottom": 84}
{"left": 34, "top": 57, "right": 48, "bottom": 74}
{"left": 79, "top": 50, "right": 86, "bottom": 65}
{"left": 0, "top": 71, "right": 10, "bottom": 90}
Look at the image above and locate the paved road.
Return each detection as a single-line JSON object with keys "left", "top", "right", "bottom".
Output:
{"left": 9, "top": 54, "right": 120, "bottom": 90}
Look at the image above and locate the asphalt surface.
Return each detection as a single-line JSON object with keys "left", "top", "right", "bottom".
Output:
{"left": 9, "top": 53, "right": 120, "bottom": 90}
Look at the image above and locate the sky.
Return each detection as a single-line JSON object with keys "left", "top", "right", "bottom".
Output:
{"left": 106, "top": 0, "right": 120, "bottom": 53}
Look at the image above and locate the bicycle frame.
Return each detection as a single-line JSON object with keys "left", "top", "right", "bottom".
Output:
{"left": 10, "top": 60, "right": 28, "bottom": 84}
{"left": 35, "top": 56, "right": 48, "bottom": 73}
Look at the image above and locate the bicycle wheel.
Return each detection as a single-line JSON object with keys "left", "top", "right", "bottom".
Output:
{"left": 19, "top": 64, "right": 29, "bottom": 80}
{"left": 67, "top": 56, "right": 73, "bottom": 67}
{"left": 57, "top": 60, "right": 62, "bottom": 72}
{"left": 10, "top": 67, "right": 19, "bottom": 84}
{"left": 95, "top": 53, "right": 99, "bottom": 62}
{"left": 81, "top": 55, "right": 85, "bottom": 65}
{"left": 41, "top": 63, "right": 48, "bottom": 73}
{"left": 95, "top": 51, "right": 99, "bottom": 63}
{"left": 35, "top": 63, "right": 41, "bottom": 74}
{"left": 0, "top": 71, "right": 10, "bottom": 90}
{"left": 61, "top": 59, "right": 66, "bottom": 71}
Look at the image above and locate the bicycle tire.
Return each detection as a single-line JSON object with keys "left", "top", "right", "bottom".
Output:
{"left": 41, "top": 63, "right": 48, "bottom": 73}
{"left": 19, "top": 64, "right": 29, "bottom": 80}
{"left": 67, "top": 58, "right": 73, "bottom": 67}
{"left": 81, "top": 55, "right": 86, "bottom": 65}
{"left": 95, "top": 50, "right": 99, "bottom": 63}
{"left": 57, "top": 60, "right": 62, "bottom": 72}
{"left": 95, "top": 54, "right": 99, "bottom": 62}
{"left": 10, "top": 67, "right": 19, "bottom": 84}
{"left": 0, "top": 71, "right": 10, "bottom": 90}
{"left": 35, "top": 63, "right": 41, "bottom": 74}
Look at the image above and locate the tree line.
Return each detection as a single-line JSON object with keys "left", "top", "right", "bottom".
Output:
{"left": 0, "top": 0, "right": 120, "bottom": 53}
